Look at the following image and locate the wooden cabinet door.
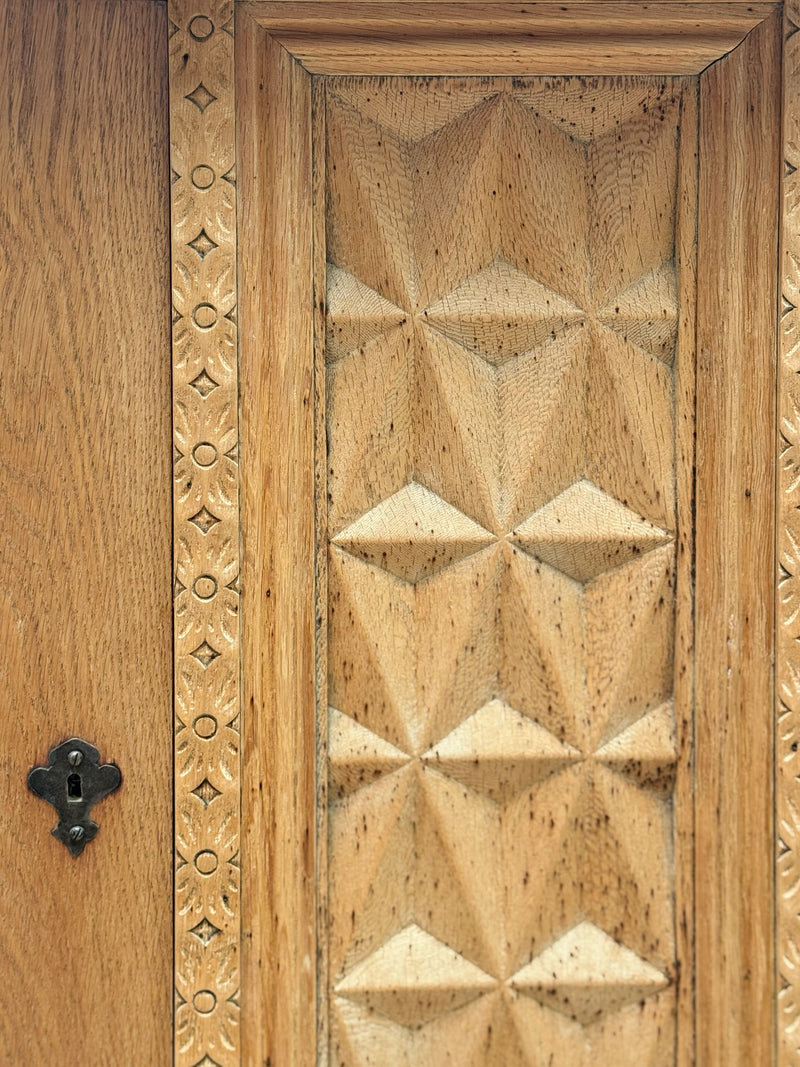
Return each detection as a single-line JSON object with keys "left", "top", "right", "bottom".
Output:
{"left": 226, "top": 6, "right": 784, "bottom": 1065}
{"left": 5, "top": 2, "right": 800, "bottom": 1065}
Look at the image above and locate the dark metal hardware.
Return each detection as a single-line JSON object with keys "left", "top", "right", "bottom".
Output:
{"left": 27, "top": 738, "right": 121, "bottom": 857}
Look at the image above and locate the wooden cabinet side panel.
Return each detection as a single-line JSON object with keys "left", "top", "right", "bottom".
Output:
{"left": 237, "top": 14, "right": 317, "bottom": 1067}
{"left": 778, "top": 4, "right": 800, "bottom": 1064}
{"left": 0, "top": 0, "right": 172, "bottom": 1064}
{"left": 695, "top": 11, "right": 781, "bottom": 1065}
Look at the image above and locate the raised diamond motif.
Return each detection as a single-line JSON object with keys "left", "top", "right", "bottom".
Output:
{"left": 185, "top": 82, "right": 217, "bottom": 113}
{"left": 187, "top": 228, "right": 218, "bottom": 259}
{"left": 190, "top": 640, "right": 220, "bottom": 669}
{"left": 511, "top": 921, "right": 669, "bottom": 1025}
{"left": 329, "top": 708, "right": 409, "bottom": 799}
{"left": 189, "top": 368, "right": 219, "bottom": 398}
{"left": 191, "top": 778, "right": 221, "bottom": 807}
{"left": 191, "top": 1055, "right": 221, "bottom": 1067}
{"left": 594, "top": 701, "right": 677, "bottom": 794}
{"left": 332, "top": 482, "right": 496, "bottom": 583}
{"left": 422, "top": 699, "right": 580, "bottom": 802}
{"left": 189, "top": 917, "right": 222, "bottom": 946}
{"left": 326, "top": 265, "right": 408, "bottom": 361}
{"left": 335, "top": 924, "right": 495, "bottom": 1027}
{"left": 596, "top": 263, "right": 678, "bottom": 363}
{"left": 511, "top": 479, "right": 671, "bottom": 582}
{"left": 189, "top": 506, "right": 221, "bottom": 536}
{"left": 421, "top": 258, "right": 585, "bottom": 364}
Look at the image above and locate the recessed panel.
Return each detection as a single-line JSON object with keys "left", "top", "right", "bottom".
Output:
{"left": 320, "top": 75, "right": 695, "bottom": 1065}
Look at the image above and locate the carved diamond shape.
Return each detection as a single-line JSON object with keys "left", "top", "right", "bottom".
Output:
{"left": 335, "top": 924, "right": 495, "bottom": 1028}
{"left": 191, "top": 1057, "right": 222, "bottom": 1067}
{"left": 511, "top": 479, "right": 671, "bottom": 581}
{"left": 511, "top": 922, "right": 669, "bottom": 1025}
{"left": 187, "top": 228, "right": 218, "bottom": 259}
{"left": 325, "top": 265, "right": 407, "bottom": 361}
{"left": 594, "top": 701, "right": 677, "bottom": 794}
{"left": 421, "top": 258, "right": 584, "bottom": 364}
{"left": 191, "top": 778, "right": 221, "bottom": 806}
{"left": 329, "top": 708, "right": 409, "bottom": 799}
{"left": 189, "top": 506, "right": 221, "bottom": 536}
{"left": 332, "top": 482, "right": 495, "bottom": 582}
{"left": 185, "top": 82, "right": 217, "bottom": 113}
{"left": 189, "top": 368, "right": 219, "bottom": 398}
{"left": 422, "top": 699, "right": 580, "bottom": 802}
{"left": 190, "top": 640, "right": 220, "bottom": 669}
{"left": 189, "top": 917, "right": 222, "bottom": 946}
{"left": 596, "top": 263, "right": 678, "bottom": 363}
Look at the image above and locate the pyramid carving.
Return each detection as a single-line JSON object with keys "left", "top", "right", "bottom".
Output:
{"left": 332, "top": 482, "right": 496, "bottom": 583}
{"left": 511, "top": 479, "right": 671, "bottom": 582}
{"left": 326, "top": 264, "right": 408, "bottom": 361}
{"left": 511, "top": 921, "right": 669, "bottom": 1025}
{"left": 596, "top": 263, "right": 678, "bottom": 363}
{"left": 323, "top": 75, "right": 686, "bottom": 1064}
{"left": 421, "top": 258, "right": 585, "bottom": 364}
{"left": 422, "top": 699, "right": 580, "bottom": 802}
{"left": 329, "top": 82, "right": 500, "bottom": 143}
{"left": 594, "top": 701, "right": 677, "bottom": 794}
{"left": 329, "top": 707, "right": 410, "bottom": 798}
{"left": 335, "top": 924, "right": 495, "bottom": 1027}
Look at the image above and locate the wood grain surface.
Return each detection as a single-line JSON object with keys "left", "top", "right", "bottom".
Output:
{"left": 168, "top": 2, "right": 243, "bottom": 1064}
{"left": 237, "top": 13, "right": 318, "bottom": 1067}
{"left": 0, "top": 0, "right": 172, "bottom": 1063}
{"left": 695, "top": 10, "right": 781, "bottom": 1065}
{"left": 322, "top": 72, "right": 695, "bottom": 1066}
{"left": 244, "top": 2, "right": 776, "bottom": 75}
{"left": 778, "top": 4, "right": 800, "bottom": 1064}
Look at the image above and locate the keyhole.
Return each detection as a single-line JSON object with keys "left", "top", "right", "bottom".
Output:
{"left": 67, "top": 773, "right": 82, "bottom": 800}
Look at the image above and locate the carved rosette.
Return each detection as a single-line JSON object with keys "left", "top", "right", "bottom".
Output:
{"left": 780, "top": 5, "right": 800, "bottom": 1064}
{"left": 169, "top": 2, "right": 240, "bottom": 1065}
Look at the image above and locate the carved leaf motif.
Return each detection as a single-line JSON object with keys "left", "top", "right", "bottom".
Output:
{"left": 169, "top": 3, "right": 240, "bottom": 1064}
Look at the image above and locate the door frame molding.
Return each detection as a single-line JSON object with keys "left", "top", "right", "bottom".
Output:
{"left": 167, "top": 3, "right": 794, "bottom": 1064}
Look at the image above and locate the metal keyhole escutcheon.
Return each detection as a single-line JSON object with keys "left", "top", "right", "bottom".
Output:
{"left": 28, "top": 738, "right": 121, "bottom": 856}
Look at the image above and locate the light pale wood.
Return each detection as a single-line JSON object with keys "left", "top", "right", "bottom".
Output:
{"left": 0, "top": 0, "right": 172, "bottom": 1063}
{"left": 244, "top": 2, "right": 776, "bottom": 75}
{"left": 672, "top": 79, "right": 699, "bottom": 1067}
{"left": 237, "top": 12, "right": 318, "bottom": 1067}
{"left": 204, "top": 6, "right": 785, "bottom": 1065}
{"left": 778, "top": 5, "right": 800, "bottom": 1064}
{"left": 322, "top": 74, "right": 694, "bottom": 1065}
{"left": 168, "top": 2, "right": 242, "bottom": 1065}
{"left": 695, "top": 10, "right": 781, "bottom": 1066}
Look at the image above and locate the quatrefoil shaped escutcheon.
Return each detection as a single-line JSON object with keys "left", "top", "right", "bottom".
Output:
{"left": 28, "top": 738, "right": 121, "bottom": 857}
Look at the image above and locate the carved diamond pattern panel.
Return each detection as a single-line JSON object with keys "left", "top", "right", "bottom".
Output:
{"left": 324, "top": 76, "right": 687, "bottom": 1065}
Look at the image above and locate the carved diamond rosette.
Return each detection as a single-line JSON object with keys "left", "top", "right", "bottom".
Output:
{"left": 169, "top": 2, "right": 239, "bottom": 1066}
{"left": 780, "top": 6, "right": 800, "bottom": 1065}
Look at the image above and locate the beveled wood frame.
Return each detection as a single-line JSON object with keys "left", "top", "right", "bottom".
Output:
{"left": 168, "top": 3, "right": 795, "bottom": 1064}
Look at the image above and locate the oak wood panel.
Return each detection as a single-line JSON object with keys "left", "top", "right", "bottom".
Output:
{"left": 778, "top": 4, "right": 800, "bottom": 1064}
{"left": 168, "top": 3, "right": 243, "bottom": 1064}
{"left": 673, "top": 79, "right": 699, "bottom": 1067}
{"left": 0, "top": 0, "right": 172, "bottom": 1064}
{"left": 322, "top": 74, "right": 695, "bottom": 1065}
{"left": 695, "top": 11, "right": 781, "bottom": 1065}
{"left": 244, "top": 2, "right": 776, "bottom": 75}
{"left": 237, "top": 13, "right": 318, "bottom": 1067}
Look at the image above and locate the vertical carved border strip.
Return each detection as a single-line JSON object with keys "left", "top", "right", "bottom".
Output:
{"left": 169, "top": 3, "right": 240, "bottom": 1066}
{"left": 780, "top": 5, "right": 800, "bottom": 1064}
